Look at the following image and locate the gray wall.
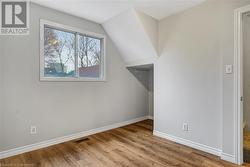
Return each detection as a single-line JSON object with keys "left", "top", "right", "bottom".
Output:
{"left": 127, "top": 66, "right": 154, "bottom": 117}
{"left": 157, "top": 0, "right": 250, "bottom": 157}
{"left": 221, "top": 0, "right": 250, "bottom": 156}
{"left": 0, "top": 35, "right": 3, "bottom": 151}
{"left": 243, "top": 14, "right": 250, "bottom": 131}
{"left": 0, "top": 3, "right": 149, "bottom": 151}
{"left": 148, "top": 68, "right": 154, "bottom": 117}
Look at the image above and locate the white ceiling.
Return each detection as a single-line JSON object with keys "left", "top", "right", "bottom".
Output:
{"left": 31, "top": 0, "right": 206, "bottom": 23}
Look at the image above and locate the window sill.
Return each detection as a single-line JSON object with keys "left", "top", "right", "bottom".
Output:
{"left": 40, "top": 77, "right": 106, "bottom": 82}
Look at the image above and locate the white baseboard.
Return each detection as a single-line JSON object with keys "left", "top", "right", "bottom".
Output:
{"left": 0, "top": 116, "right": 148, "bottom": 159}
{"left": 220, "top": 153, "right": 236, "bottom": 164}
{"left": 147, "top": 116, "right": 154, "bottom": 120}
{"left": 153, "top": 130, "right": 222, "bottom": 157}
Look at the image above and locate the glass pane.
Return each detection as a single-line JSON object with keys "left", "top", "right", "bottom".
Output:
{"left": 44, "top": 27, "right": 75, "bottom": 77}
{"left": 78, "top": 35, "right": 101, "bottom": 78}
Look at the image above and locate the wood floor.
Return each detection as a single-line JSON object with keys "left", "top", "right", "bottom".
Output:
{"left": 0, "top": 120, "right": 248, "bottom": 167}
{"left": 244, "top": 131, "right": 250, "bottom": 163}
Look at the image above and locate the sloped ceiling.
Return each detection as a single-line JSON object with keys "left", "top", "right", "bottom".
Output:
{"left": 31, "top": 0, "right": 206, "bottom": 23}
{"left": 32, "top": 0, "right": 206, "bottom": 66}
{"left": 103, "top": 9, "right": 158, "bottom": 65}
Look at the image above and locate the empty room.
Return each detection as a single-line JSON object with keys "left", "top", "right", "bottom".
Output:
{"left": 1, "top": 0, "right": 250, "bottom": 166}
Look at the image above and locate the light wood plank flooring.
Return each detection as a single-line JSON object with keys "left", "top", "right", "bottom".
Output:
{"left": 244, "top": 131, "right": 250, "bottom": 163}
{"left": 0, "top": 120, "right": 249, "bottom": 167}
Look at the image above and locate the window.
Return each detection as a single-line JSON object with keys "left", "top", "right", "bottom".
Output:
{"left": 78, "top": 35, "right": 101, "bottom": 78}
{"left": 44, "top": 27, "right": 76, "bottom": 78}
{"left": 40, "top": 20, "right": 105, "bottom": 81}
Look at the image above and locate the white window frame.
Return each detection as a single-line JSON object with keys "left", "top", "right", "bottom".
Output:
{"left": 40, "top": 19, "right": 106, "bottom": 82}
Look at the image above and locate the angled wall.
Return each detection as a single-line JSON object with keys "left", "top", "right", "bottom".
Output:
{"left": 136, "top": 10, "right": 158, "bottom": 56}
{"left": 103, "top": 9, "right": 158, "bottom": 66}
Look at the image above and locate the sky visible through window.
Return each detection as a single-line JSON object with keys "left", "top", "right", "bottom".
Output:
{"left": 44, "top": 27, "right": 75, "bottom": 77}
{"left": 44, "top": 26, "right": 101, "bottom": 78}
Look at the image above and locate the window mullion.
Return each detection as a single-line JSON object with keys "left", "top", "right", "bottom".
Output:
{"left": 75, "top": 33, "right": 79, "bottom": 78}
{"left": 40, "top": 19, "right": 105, "bottom": 81}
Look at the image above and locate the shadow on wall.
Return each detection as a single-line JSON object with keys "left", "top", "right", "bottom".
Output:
{"left": 127, "top": 64, "right": 153, "bottom": 91}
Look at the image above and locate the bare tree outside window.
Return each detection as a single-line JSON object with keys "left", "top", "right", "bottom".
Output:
{"left": 78, "top": 35, "right": 101, "bottom": 77}
{"left": 44, "top": 27, "right": 75, "bottom": 77}
{"left": 41, "top": 20, "right": 105, "bottom": 81}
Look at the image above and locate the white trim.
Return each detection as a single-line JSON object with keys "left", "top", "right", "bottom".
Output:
{"left": 0, "top": 116, "right": 148, "bottom": 159}
{"left": 40, "top": 19, "right": 106, "bottom": 82}
{"left": 153, "top": 130, "right": 222, "bottom": 157}
{"left": 221, "top": 153, "right": 236, "bottom": 164}
{"left": 125, "top": 57, "right": 156, "bottom": 67}
{"left": 234, "top": 4, "right": 250, "bottom": 165}
{"left": 40, "top": 19, "right": 106, "bottom": 44}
